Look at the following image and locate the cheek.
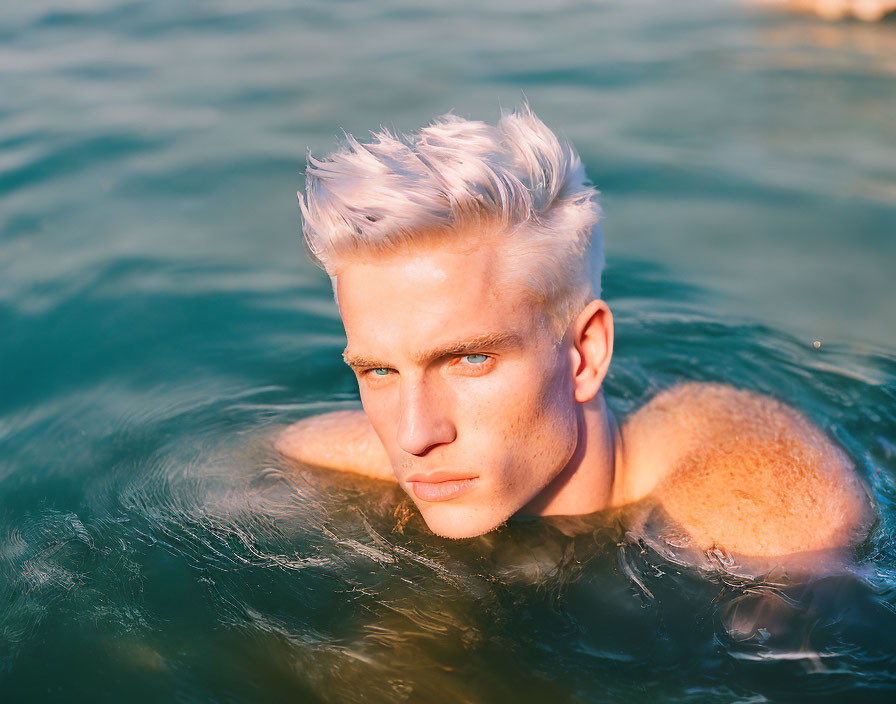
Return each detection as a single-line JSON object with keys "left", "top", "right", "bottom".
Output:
{"left": 490, "top": 360, "right": 578, "bottom": 461}
{"left": 530, "top": 360, "right": 579, "bottom": 463}
{"left": 527, "top": 349, "right": 576, "bottom": 419}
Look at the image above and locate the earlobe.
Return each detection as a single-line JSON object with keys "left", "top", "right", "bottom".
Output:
{"left": 570, "top": 300, "right": 614, "bottom": 403}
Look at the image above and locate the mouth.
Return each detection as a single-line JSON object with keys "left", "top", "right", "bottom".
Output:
{"left": 404, "top": 472, "right": 479, "bottom": 503}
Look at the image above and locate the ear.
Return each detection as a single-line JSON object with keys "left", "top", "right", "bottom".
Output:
{"left": 568, "top": 299, "right": 614, "bottom": 403}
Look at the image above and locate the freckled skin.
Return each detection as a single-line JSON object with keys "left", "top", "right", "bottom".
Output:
{"left": 332, "top": 238, "right": 586, "bottom": 539}
{"left": 621, "top": 384, "right": 874, "bottom": 556}
{"left": 276, "top": 238, "right": 875, "bottom": 559}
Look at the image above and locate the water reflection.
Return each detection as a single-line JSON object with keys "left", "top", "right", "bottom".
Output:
{"left": 2, "top": 0, "right": 896, "bottom": 700}
{"left": 755, "top": 8, "right": 896, "bottom": 74}
{"left": 757, "top": 0, "right": 896, "bottom": 22}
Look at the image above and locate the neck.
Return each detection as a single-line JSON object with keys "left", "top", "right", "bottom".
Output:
{"left": 519, "top": 391, "right": 624, "bottom": 517}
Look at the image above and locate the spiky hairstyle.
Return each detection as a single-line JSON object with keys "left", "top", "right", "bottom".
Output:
{"left": 298, "top": 104, "right": 604, "bottom": 333}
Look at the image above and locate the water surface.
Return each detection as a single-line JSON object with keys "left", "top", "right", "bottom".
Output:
{"left": 2, "top": 1, "right": 895, "bottom": 701}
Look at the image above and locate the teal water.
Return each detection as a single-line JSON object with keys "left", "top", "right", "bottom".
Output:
{"left": 2, "top": 0, "right": 896, "bottom": 701}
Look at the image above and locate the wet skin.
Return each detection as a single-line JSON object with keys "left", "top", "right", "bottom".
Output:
{"left": 332, "top": 237, "right": 615, "bottom": 539}
{"left": 277, "top": 238, "right": 874, "bottom": 558}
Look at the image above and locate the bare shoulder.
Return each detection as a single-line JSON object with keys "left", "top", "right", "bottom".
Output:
{"left": 619, "top": 383, "right": 875, "bottom": 557}
{"left": 275, "top": 410, "right": 396, "bottom": 482}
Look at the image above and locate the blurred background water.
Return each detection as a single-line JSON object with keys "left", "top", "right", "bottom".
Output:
{"left": 1, "top": 0, "right": 895, "bottom": 701}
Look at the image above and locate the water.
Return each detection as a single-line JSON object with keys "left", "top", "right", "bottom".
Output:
{"left": 2, "top": 0, "right": 895, "bottom": 701}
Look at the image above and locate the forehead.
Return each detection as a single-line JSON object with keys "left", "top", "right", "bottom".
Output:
{"left": 335, "top": 240, "right": 544, "bottom": 360}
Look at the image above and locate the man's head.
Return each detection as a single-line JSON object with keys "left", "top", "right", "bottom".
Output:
{"left": 299, "top": 106, "right": 613, "bottom": 538}
{"left": 299, "top": 104, "right": 604, "bottom": 332}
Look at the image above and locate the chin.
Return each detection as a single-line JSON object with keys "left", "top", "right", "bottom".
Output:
{"left": 417, "top": 504, "right": 514, "bottom": 540}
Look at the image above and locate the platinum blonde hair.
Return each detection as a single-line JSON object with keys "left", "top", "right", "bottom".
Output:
{"left": 298, "top": 104, "right": 604, "bottom": 334}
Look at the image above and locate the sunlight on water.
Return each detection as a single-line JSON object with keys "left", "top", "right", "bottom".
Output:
{"left": 1, "top": 0, "right": 895, "bottom": 701}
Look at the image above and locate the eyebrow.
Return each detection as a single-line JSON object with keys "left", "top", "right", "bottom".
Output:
{"left": 343, "top": 331, "right": 523, "bottom": 369}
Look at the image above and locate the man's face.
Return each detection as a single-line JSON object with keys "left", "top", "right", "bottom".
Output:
{"left": 336, "top": 237, "right": 581, "bottom": 539}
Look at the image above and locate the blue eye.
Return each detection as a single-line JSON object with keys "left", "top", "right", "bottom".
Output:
{"left": 464, "top": 354, "right": 488, "bottom": 364}
{"left": 372, "top": 368, "right": 391, "bottom": 376}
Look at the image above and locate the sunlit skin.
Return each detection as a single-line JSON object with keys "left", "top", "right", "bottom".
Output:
{"left": 276, "top": 233, "right": 874, "bottom": 559}
{"left": 332, "top": 236, "right": 619, "bottom": 539}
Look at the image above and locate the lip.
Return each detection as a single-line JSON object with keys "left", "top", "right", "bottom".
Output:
{"left": 404, "top": 471, "right": 479, "bottom": 503}
{"left": 404, "top": 470, "right": 477, "bottom": 483}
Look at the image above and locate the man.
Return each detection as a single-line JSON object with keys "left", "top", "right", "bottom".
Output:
{"left": 278, "top": 105, "right": 873, "bottom": 561}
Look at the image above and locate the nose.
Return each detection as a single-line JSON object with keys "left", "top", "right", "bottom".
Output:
{"left": 396, "top": 377, "right": 456, "bottom": 456}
